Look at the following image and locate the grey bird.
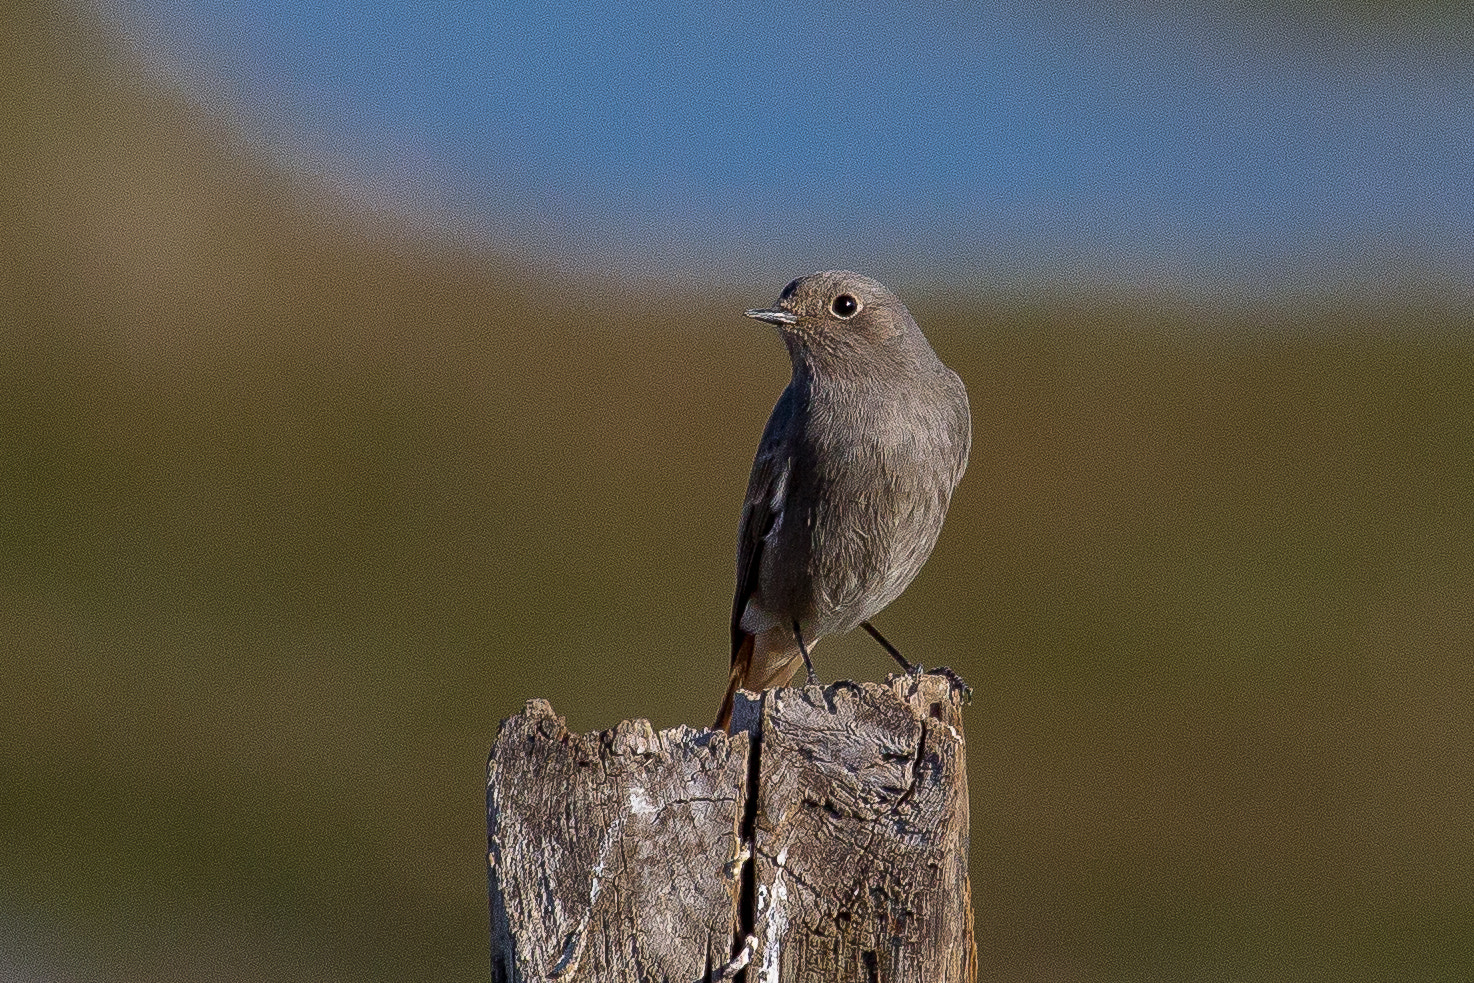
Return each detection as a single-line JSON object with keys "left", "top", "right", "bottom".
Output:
{"left": 714, "top": 271, "right": 971, "bottom": 731}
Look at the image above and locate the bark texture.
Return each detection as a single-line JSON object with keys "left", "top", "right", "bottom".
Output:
{"left": 746, "top": 674, "right": 975, "bottom": 982}
{"left": 487, "top": 703, "right": 749, "bottom": 982}
{"left": 487, "top": 674, "right": 973, "bottom": 983}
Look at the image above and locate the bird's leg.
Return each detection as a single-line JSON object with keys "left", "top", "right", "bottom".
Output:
{"left": 861, "top": 621, "right": 921, "bottom": 675}
{"left": 792, "top": 620, "right": 820, "bottom": 686}
{"left": 862, "top": 620, "right": 972, "bottom": 699}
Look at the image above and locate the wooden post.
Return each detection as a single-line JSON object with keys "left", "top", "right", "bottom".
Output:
{"left": 487, "top": 673, "right": 974, "bottom": 982}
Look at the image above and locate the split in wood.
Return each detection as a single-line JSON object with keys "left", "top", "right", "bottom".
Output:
{"left": 487, "top": 671, "right": 976, "bottom": 982}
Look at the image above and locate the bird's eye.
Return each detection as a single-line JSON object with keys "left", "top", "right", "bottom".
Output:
{"left": 830, "top": 294, "right": 860, "bottom": 319}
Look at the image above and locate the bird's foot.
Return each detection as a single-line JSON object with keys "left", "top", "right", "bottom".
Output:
{"left": 927, "top": 665, "right": 973, "bottom": 703}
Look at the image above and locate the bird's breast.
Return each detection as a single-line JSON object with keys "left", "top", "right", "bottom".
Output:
{"left": 782, "top": 386, "right": 962, "bottom": 631}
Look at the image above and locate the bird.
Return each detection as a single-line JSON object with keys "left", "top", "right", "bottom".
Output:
{"left": 714, "top": 271, "right": 971, "bottom": 731}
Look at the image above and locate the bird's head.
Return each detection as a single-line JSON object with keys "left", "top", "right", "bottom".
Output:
{"left": 744, "top": 270, "right": 931, "bottom": 376}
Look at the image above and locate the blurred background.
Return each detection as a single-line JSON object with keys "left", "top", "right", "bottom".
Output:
{"left": 3, "top": 1, "right": 1471, "bottom": 981}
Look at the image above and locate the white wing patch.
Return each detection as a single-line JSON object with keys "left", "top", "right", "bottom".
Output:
{"left": 765, "top": 462, "right": 789, "bottom": 540}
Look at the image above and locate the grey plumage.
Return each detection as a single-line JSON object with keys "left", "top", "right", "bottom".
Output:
{"left": 715, "top": 271, "right": 971, "bottom": 731}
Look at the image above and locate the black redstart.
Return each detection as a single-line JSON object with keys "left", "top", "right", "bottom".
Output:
{"left": 714, "top": 271, "right": 971, "bottom": 731}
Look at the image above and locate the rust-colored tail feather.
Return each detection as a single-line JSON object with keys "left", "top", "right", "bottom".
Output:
{"left": 713, "top": 632, "right": 755, "bottom": 732}
{"left": 714, "top": 629, "right": 811, "bottom": 732}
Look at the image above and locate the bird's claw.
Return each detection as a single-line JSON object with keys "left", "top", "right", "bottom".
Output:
{"left": 927, "top": 665, "right": 973, "bottom": 703}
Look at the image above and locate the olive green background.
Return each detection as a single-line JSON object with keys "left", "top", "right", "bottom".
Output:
{"left": 4, "top": 5, "right": 1471, "bottom": 981}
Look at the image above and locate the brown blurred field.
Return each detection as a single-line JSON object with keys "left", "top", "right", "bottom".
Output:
{"left": 4, "top": 5, "right": 1472, "bottom": 982}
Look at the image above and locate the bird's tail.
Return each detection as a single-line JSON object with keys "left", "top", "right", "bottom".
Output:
{"left": 713, "top": 629, "right": 810, "bottom": 732}
{"left": 713, "top": 633, "right": 754, "bottom": 732}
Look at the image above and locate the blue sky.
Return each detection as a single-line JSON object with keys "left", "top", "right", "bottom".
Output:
{"left": 103, "top": 2, "right": 1473, "bottom": 299}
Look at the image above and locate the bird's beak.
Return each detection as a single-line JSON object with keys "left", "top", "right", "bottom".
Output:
{"left": 745, "top": 307, "right": 798, "bottom": 326}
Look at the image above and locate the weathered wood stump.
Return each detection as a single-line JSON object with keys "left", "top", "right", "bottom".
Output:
{"left": 487, "top": 673, "right": 974, "bottom": 982}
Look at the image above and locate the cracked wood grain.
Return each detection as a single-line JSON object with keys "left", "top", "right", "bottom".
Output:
{"left": 488, "top": 701, "right": 748, "bottom": 982}
{"left": 746, "top": 675, "right": 975, "bottom": 982}
{"left": 487, "top": 674, "right": 973, "bottom": 983}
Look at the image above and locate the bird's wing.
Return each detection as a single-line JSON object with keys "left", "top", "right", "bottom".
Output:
{"left": 730, "top": 383, "right": 797, "bottom": 657}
